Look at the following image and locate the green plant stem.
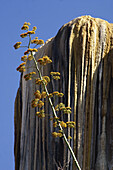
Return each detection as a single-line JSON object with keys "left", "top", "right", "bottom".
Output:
{"left": 32, "top": 54, "right": 81, "bottom": 170}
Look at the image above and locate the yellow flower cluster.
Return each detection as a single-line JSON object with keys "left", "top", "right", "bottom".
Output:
{"left": 16, "top": 62, "right": 26, "bottom": 72}
{"left": 63, "top": 107, "right": 72, "bottom": 114}
{"left": 21, "top": 53, "right": 34, "bottom": 62}
{"left": 21, "top": 25, "right": 29, "bottom": 31}
{"left": 52, "top": 91, "right": 64, "bottom": 97}
{"left": 31, "top": 98, "right": 39, "bottom": 108}
{"left": 20, "top": 33, "right": 28, "bottom": 38}
{"left": 28, "top": 54, "right": 33, "bottom": 61}
{"left": 48, "top": 93, "right": 53, "bottom": 98}
{"left": 14, "top": 42, "right": 22, "bottom": 49}
{"left": 34, "top": 90, "right": 47, "bottom": 99}
{"left": 41, "top": 91, "right": 47, "bottom": 98}
{"left": 37, "top": 56, "right": 52, "bottom": 65}
{"left": 24, "top": 72, "right": 36, "bottom": 81}
{"left": 37, "top": 100, "right": 44, "bottom": 108}
{"left": 52, "top": 132, "right": 63, "bottom": 138}
{"left": 66, "top": 121, "right": 75, "bottom": 128}
{"left": 34, "top": 90, "right": 41, "bottom": 99}
{"left": 24, "top": 48, "right": 38, "bottom": 55}
{"left": 20, "top": 31, "right": 35, "bottom": 38}
{"left": 50, "top": 72, "right": 60, "bottom": 76}
{"left": 21, "top": 22, "right": 31, "bottom": 30}
{"left": 31, "top": 38, "right": 44, "bottom": 45}
{"left": 50, "top": 72, "right": 60, "bottom": 80}
{"left": 20, "top": 23, "right": 37, "bottom": 38}
{"left": 35, "top": 78, "right": 43, "bottom": 85}
{"left": 47, "top": 92, "right": 64, "bottom": 100}
{"left": 68, "top": 136, "right": 72, "bottom": 139}
{"left": 31, "top": 99, "right": 44, "bottom": 108}
{"left": 60, "top": 121, "right": 67, "bottom": 128}
{"left": 36, "top": 109, "right": 45, "bottom": 118}
{"left": 42, "top": 76, "right": 50, "bottom": 83}
{"left": 21, "top": 55, "right": 27, "bottom": 62}
{"left": 27, "top": 31, "right": 35, "bottom": 34}
{"left": 55, "top": 103, "right": 65, "bottom": 111}
{"left": 35, "top": 76, "right": 50, "bottom": 86}
{"left": 32, "top": 26, "right": 37, "bottom": 31}
{"left": 54, "top": 103, "right": 72, "bottom": 114}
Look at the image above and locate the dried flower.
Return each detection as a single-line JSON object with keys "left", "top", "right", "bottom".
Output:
{"left": 37, "top": 39, "right": 44, "bottom": 45}
{"left": 37, "top": 100, "right": 44, "bottom": 108}
{"left": 34, "top": 90, "right": 41, "bottom": 99}
{"left": 20, "top": 33, "right": 28, "bottom": 38}
{"left": 60, "top": 107, "right": 66, "bottom": 111}
{"left": 37, "top": 56, "right": 52, "bottom": 66}
{"left": 35, "top": 78, "right": 43, "bottom": 85}
{"left": 27, "top": 22, "right": 31, "bottom": 25}
{"left": 52, "top": 91, "right": 59, "bottom": 95}
{"left": 16, "top": 62, "right": 26, "bottom": 72}
{"left": 14, "top": 42, "right": 22, "bottom": 49}
{"left": 53, "top": 76, "right": 60, "bottom": 80}
{"left": 42, "top": 79, "right": 48, "bottom": 85}
{"left": 24, "top": 72, "right": 36, "bottom": 81}
{"left": 43, "top": 56, "right": 49, "bottom": 61}
{"left": 24, "top": 51, "right": 29, "bottom": 55}
{"left": 57, "top": 133, "right": 63, "bottom": 137}
{"left": 27, "top": 31, "right": 35, "bottom": 34}
{"left": 52, "top": 132, "right": 58, "bottom": 138}
{"left": 48, "top": 93, "right": 53, "bottom": 98}
{"left": 32, "top": 48, "right": 38, "bottom": 52}
{"left": 28, "top": 54, "right": 33, "bottom": 61}
{"left": 60, "top": 121, "right": 67, "bottom": 128}
{"left": 21, "top": 25, "right": 29, "bottom": 30}
{"left": 23, "top": 22, "right": 27, "bottom": 25}
{"left": 68, "top": 136, "right": 72, "bottom": 139}
{"left": 66, "top": 107, "right": 72, "bottom": 110}
{"left": 37, "top": 58, "right": 43, "bottom": 63}
{"left": 55, "top": 105, "right": 59, "bottom": 111}
{"left": 29, "top": 72, "right": 36, "bottom": 75}
{"left": 21, "top": 55, "right": 27, "bottom": 62}
{"left": 59, "top": 103, "right": 65, "bottom": 108}
{"left": 50, "top": 72, "right": 60, "bottom": 76}
{"left": 24, "top": 74, "right": 32, "bottom": 81}
{"left": 66, "top": 121, "right": 75, "bottom": 128}
{"left": 52, "top": 132, "right": 62, "bottom": 138}
{"left": 32, "top": 26, "right": 37, "bottom": 31}
{"left": 31, "top": 98, "right": 39, "bottom": 108}
{"left": 36, "top": 109, "right": 45, "bottom": 118}
{"left": 41, "top": 91, "right": 47, "bottom": 98}
{"left": 27, "top": 48, "right": 33, "bottom": 52}
{"left": 58, "top": 93, "right": 64, "bottom": 97}
{"left": 63, "top": 109, "right": 72, "bottom": 114}
{"left": 42, "top": 76, "right": 50, "bottom": 83}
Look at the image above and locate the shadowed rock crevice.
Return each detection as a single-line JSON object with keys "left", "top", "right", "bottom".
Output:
{"left": 14, "top": 16, "right": 113, "bottom": 170}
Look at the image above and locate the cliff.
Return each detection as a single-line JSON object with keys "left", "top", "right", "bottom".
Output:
{"left": 14, "top": 16, "right": 113, "bottom": 170}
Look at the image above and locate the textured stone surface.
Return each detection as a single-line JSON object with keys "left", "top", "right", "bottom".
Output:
{"left": 14, "top": 16, "right": 113, "bottom": 170}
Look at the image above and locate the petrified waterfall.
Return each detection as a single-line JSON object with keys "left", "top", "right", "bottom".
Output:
{"left": 14, "top": 16, "right": 113, "bottom": 170}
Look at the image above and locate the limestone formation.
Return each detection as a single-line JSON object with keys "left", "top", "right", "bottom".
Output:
{"left": 14, "top": 16, "right": 113, "bottom": 170}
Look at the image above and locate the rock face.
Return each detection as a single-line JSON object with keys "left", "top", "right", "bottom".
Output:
{"left": 14, "top": 16, "right": 113, "bottom": 170}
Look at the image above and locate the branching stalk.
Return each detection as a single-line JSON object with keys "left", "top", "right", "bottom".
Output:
{"left": 32, "top": 54, "right": 81, "bottom": 170}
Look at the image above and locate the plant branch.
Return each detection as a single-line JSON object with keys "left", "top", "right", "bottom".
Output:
{"left": 32, "top": 54, "right": 81, "bottom": 170}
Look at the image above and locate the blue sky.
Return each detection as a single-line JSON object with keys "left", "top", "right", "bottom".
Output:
{"left": 0, "top": 0, "right": 113, "bottom": 169}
